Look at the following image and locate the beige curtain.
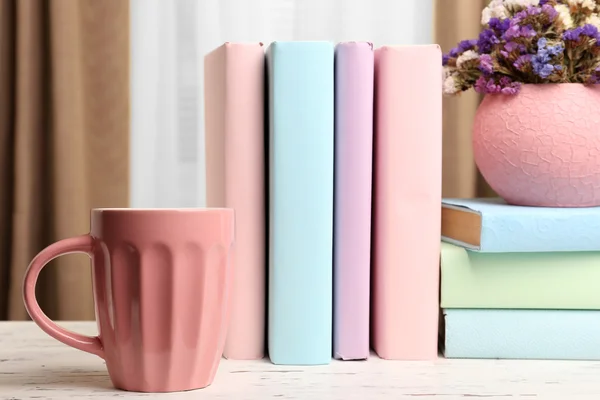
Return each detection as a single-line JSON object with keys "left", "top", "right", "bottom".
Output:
{"left": 435, "top": 0, "right": 496, "bottom": 198}
{"left": 0, "top": 0, "right": 129, "bottom": 321}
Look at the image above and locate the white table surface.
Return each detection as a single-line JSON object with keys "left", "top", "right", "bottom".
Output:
{"left": 1, "top": 322, "right": 599, "bottom": 399}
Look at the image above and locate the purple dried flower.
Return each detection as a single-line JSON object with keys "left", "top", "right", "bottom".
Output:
{"left": 533, "top": 62, "right": 554, "bottom": 78}
{"left": 498, "top": 77, "right": 520, "bottom": 95}
{"left": 479, "top": 54, "right": 494, "bottom": 74}
{"left": 504, "top": 41, "right": 526, "bottom": 53}
{"left": 563, "top": 27, "right": 582, "bottom": 41}
{"left": 443, "top": 38, "right": 478, "bottom": 65}
{"left": 514, "top": 54, "right": 533, "bottom": 71}
{"left": 474, "top": 75, "right": 520, "bottom": 95}
{"left": 501, "top": 86, "right": 520, "bottom": 95}
{"left": 478, "top": 29, "right": 500, "bottom": 53}
{"left": 503, "top": 24, "right": 537, "bottom": 41}
{"left": 512, "top": 4, "right": 557, "bottom": 23}
{"left": 501, "top": 40, "right": 526, "bottom": 58}
{"left": 474, "top": 76, "right": 498, "bottom": 94}
{"left": 504, "top": 41, "right": 519, "bottom": 52}
{"left": 563, "top": 28, "right": 580, "bottom": 42}
{"left": 563, "top": 24, "right": 600, "bottom": 43}
{"left": 532, "top": 37, "right": 564, "bottom": 79}
{"left": 582, "top": 24, "right": 600, "bottom": 39}
{"left": 489, "top": 17, "right": 511, "bottom": 35}
{"left": 458, "top": 39, "right": 478, "bottom": 52}
{"left": 539, "top": 37, "right": 564, "bottom": 57}
{"left": 514, "top": 6, "right": 542, "bottom": 20}
{"left": 541, "top": 4, "right": 558, "bottom": 21}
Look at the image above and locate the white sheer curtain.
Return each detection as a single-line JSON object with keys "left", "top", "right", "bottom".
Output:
{"left": 130, "top": 0, "right": 434, "bottom": 208}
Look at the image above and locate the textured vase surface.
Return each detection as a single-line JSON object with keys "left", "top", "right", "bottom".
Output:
{"left": 473, "top": 83, "right": 600, "bottom": 207}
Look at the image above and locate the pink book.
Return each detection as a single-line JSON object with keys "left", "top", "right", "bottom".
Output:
{"left": 371, "top": 45, "right": 442, "bottom": 360}
{"left": 204, "top": 43, "right": 266, "bottom": 360}
{"left": 333, "top": 42, "right": 374, "bottom": 360}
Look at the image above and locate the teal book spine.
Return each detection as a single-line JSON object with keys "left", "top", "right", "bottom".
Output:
{"left": 267, "top": 41, "right": 334, "bottom": 365}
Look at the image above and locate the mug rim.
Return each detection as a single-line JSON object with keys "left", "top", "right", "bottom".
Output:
{"left": 92, "top": 207, "right": 233, "bottom": 212}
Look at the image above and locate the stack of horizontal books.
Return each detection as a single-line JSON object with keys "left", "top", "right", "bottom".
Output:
{"left": 440, "top": 198, "right": 600, "bottom": 360}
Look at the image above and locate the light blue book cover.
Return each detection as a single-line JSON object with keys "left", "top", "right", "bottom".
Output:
{"left": 444, "top": 309, "right": 600, "bottom": 360}
{"left": 442, "top": 197, "right": 600, "bottom": 252}
{"left": 267, "top": 41, "right": 334, "bottom": 365}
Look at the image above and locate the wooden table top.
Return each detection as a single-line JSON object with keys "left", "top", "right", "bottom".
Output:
{"left": 1, "top": 321, "right": 598, "bottom": 399}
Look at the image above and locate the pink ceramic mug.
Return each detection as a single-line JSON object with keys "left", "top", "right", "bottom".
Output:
{"left": 22, "top": 208, "right": 234, "bottom": 393}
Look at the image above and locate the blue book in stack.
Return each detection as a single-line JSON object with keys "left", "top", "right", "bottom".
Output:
{"left": 441, "top": 197, "right": 600, "bottom": 360}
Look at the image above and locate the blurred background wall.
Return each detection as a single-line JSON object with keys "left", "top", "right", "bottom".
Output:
{"left": 0, "top": 0, "right": 491, "bottom": 320}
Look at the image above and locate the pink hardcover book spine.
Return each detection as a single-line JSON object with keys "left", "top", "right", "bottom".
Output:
{"left": 333, "top": 42, "right": 374, "bottom": 360}
{"left": 371, "top": 45, "right": 442, "bottom": 360}
{"left": 204, "top": 43, "right": 266, "bottom": 360}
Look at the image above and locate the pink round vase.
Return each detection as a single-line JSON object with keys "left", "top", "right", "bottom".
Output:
{"left": 473, "top": 83, "right": 600, "bottom": 207}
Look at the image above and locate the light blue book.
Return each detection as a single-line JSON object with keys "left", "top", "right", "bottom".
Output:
{"left": 443, "top": 309, "right": 600, "bottom": 360}
{"left": 267, "top": 41, "right": 334, "bottom": 365}
{"left": 442, "top": 197, "right": 600, "bottom": 252}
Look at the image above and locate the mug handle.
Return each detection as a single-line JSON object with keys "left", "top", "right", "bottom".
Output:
{"left": 22, "top": 234, "right": 104, "bottom": 359}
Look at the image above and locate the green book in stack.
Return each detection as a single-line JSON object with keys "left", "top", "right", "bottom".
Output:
{"left": 440, "top": 198, "right": 600, "bottom": 360}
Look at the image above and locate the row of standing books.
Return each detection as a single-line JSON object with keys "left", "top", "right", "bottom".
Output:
{"left": 440, "top": 198, "right": 600, "bottom": 360}
{"left": 204, "top": 41, "right": 442, "bottom": 364}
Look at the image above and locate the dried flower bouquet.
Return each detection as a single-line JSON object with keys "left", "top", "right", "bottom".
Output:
{"left": 443, "top": 0, "right": 600, "bottom": 95}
